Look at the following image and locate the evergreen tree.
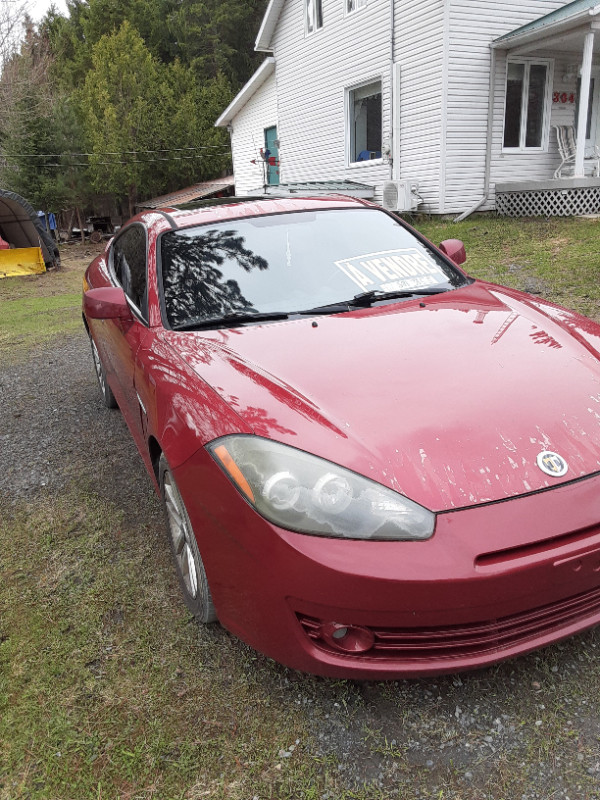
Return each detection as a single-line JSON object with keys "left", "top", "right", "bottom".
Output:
{"left": 1, "top": 0, "right": 269, "bottom": 216}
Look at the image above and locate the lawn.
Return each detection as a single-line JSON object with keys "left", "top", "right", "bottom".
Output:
{"left": 415, "top": 214, "right": 600, "bottom": 321}
{"left": 2, "top": 217, "right": 600, "bottom": 800}
{"left": 0, "top": 244, "right": 103, "bottom": 364}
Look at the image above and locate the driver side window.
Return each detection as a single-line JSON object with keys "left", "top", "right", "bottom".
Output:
{"left": 112, "top": 225, "right": 148, "bottom": 320}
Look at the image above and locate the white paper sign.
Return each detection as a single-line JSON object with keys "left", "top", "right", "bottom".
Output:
{"left": 334, "top": 248, "right": 447, "bottom": 292}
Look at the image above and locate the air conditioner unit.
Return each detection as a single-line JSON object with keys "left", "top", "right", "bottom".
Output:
{"left": 381, "top": 180, "right": 420, "bottom": 213}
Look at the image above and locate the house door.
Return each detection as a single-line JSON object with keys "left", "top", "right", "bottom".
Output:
{"left": 264, "top": 126, "right": 279, "bottom": 185}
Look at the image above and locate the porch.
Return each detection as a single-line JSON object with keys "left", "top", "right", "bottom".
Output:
{"left": 490, "top": 0, "right": 600, "bottom": 217}
{"left": 495, "top": 177, "right": 600, "bottom": 216}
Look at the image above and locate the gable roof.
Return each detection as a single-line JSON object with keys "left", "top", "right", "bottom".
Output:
{"left": 255, "top": 0, "right": 285, "bottom": 52}
{"left": 494, "top": 0, "right": 600, "bottom": 47}
{"left": 215, "top": 58, "right": 276, "bottom": 127}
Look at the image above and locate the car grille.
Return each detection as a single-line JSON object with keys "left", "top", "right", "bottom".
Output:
{"left": 297, "top": 585, "right": 600, "bottom": 661}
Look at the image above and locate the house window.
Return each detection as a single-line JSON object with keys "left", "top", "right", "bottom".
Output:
{"left": 503, "top": 59, "right": 552, "bottom": 150}
{"left": 346, "top": 0, "right": 366, "bottom": 13}
{"left": 305, "top": 0, "right": 322, "bottom": 34}
{"left": 348, "top": 81, "right": 382, "bottom": 163}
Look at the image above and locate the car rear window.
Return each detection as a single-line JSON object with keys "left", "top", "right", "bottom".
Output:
{"left": 159, "top": 207, "right": 467, "bottom": 329}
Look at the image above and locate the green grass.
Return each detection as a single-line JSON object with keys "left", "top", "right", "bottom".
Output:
{"left": 0, "top": 494, "right": 330, "bottom": 800}
{"left": 0, "top": 243, "right": 98, "bottom": 363}
{"left": 0, "top": 293, "right": 82, "bottom": 357}
{"left": 413, "top": 214, "right": 600, "bottom": 320}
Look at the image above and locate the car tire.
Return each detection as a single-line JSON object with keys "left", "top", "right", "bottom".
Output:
{"left": 159, "top": 454, "right": 217, "bottom": 623}
{"left": 90, "top": 336, "right": 118, "bottom": 409}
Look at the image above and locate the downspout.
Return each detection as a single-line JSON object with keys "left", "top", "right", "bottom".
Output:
{"left": 454, "top": 45, "right": 497, "bottom": 222}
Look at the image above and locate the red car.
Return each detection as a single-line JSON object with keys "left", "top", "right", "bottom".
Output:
{"left": 83, "top": 196, "right": 600, "bottom": 679}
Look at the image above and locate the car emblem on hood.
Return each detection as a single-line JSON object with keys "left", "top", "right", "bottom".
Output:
{"left": 536, "top": 451, "right": 568, "bottom": 477}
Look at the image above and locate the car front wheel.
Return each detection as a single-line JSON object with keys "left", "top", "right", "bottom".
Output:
{"left": 159, "top": 454, "right": 217, "bottom": 623}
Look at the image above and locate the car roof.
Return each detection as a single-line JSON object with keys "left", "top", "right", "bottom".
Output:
{"left": 130, "top": 194, "right": 373, "bottom": 231}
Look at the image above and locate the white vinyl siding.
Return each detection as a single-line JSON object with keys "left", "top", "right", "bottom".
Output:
{"left": 222, "top": 0, "right": 577, "bottom": 214}
{"left": 395, "top": 0, "right": 445, "bottom": 213}
{"left": 269, "top": 0, "right": 391, "bottom": 202}
{"left": 444, "top": 0, "right": 566, "bottom": 213}
{"left": 229, "top": 72, "right": 278, "bottom": 195}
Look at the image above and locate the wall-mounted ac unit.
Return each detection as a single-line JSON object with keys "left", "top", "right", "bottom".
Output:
{"left": 381, "top": 180, "right": 420, "bottom": 213}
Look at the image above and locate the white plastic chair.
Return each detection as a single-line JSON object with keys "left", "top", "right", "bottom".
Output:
{"left": 553, "top": 125, "right": 600, "bottom": 178}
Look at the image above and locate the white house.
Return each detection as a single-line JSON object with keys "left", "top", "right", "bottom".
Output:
{"left": 216, "top": 0, "right": 600, "bottom": 217}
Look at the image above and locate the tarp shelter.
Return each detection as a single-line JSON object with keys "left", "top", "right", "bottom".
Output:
{"left": 0, "top": 190, "right": 60, "bottom": 277}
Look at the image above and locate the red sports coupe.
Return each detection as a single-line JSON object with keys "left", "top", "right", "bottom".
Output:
{"left": 82, "top": 196, "right": 600, "bottom": 678}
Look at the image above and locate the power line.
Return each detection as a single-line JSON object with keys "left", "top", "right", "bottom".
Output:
{"left": 0, "top": 153, "right": 230, "bottom": 166}
{"left": 2, "top": 144, "right": 231, "bottom": 158}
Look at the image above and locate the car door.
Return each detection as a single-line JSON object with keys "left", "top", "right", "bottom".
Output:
{"left": 103, "top": 224, "right": 151, "bottom": 448}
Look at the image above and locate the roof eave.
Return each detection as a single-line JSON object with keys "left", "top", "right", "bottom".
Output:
{"left": 255, "top": 0, "right": 284, "bottom": 52}
{"left": 215, "top": 57, "right": 276, "bottom": 127}
{"left": 493, "top": 4, "right": 600, "bottom": 49}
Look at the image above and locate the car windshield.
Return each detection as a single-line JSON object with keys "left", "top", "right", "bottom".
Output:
{"left": 159, "top": 207, "right": 468, "bottom": 329}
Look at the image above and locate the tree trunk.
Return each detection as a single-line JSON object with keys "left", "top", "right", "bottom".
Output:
{"left": 76, "top": 207, "right": 85, "bottom": 244}
{"left": 64, "top": 209, "right": 75, "bottom": 240}
{"left": 128, "top": 185, "right": 137, "bottom": 219}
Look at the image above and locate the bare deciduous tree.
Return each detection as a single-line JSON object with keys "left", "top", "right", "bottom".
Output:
{"left": 0, "top": 0, "right": 28, "bottom": 69}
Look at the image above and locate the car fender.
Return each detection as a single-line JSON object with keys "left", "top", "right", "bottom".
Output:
{"left": 135, "top": 334, "right": 252, "bottom": 475}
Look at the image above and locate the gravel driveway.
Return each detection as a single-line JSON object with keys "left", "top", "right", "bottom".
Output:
{"left": 3, "top": 330, "right": 600, "bottom": 799}
{"left": 0, "top": 330, "right": 157, "bottom": 519}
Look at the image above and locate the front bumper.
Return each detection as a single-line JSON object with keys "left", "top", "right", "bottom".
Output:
{"left": 176, "top": 452, "right": 600, "bottom": 679}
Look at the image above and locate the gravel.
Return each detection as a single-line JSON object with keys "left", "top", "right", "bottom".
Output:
{"left": 0, "top": 330, "right": 158, "bottom": 521}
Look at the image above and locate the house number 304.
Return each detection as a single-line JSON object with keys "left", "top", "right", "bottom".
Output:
{"left": 553, "top": 92, "right": 576, "bottom": 104}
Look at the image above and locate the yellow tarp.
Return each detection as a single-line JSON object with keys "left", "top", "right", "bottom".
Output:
{"left": 0, "top": 247, "right": 46, "bottom": 278}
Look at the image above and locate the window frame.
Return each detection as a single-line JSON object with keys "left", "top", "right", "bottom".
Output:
{"left": 344, "top": 0, "right": 367, "bottom": 17}
{"left": 502, "top": 57, "right": 554, "bottom": 153}
{"left": 345, "top": 78, "right": 384, "bottom": 167}
{"left": 108, "top": 222, "right": 150, "bottom": 324}
{"left": 304, "top": 0, "right": 323, "bottom": 36}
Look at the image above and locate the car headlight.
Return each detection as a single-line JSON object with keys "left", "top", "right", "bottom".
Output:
{"left": 207, "top": 435, "right": 435, "bottom": 541}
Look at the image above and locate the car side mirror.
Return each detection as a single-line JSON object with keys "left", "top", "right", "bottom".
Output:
{"left": 438, "top": 239, "right": 467, "bottom": 266}
{"left": 84, "top": 287, "right": 133, "bottom": 321}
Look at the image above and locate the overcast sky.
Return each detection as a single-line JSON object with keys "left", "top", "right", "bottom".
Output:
{"left": 27, "top": 0, "right": 69, "bottom": 22}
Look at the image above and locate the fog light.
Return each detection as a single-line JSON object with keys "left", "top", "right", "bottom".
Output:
{"left": 319, "top": 622, "right": 375, "bottom": 654}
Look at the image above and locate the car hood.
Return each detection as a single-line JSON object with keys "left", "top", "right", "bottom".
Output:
{"left": 162, "top": 283, "right": 600, "bottom": 512}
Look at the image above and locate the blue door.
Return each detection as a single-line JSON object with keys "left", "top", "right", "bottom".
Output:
{"left": 264, "top": 126, "right": 279, "bottom": 186}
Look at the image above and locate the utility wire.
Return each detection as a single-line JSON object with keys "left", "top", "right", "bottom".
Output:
{"left": 0, "top": 154, "right": 229, "bottom": 166}
{"left": 3, "top": 144, "right": 231, "bottom": 158}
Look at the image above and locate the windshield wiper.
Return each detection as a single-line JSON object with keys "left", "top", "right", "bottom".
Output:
{"left": 173, "top": 288, "right": 452, "bottom": 329}
{"left": 173, "top": 310, "right": 291, "bottom": 331}
{"left": 349, "top": 287, "right": 449, "bottom": 306}
{"left": 299, "top": 287, "right": 449, "bottom": 316}
{"left": 297, "top": 302, "right": 355, "bottom": 315}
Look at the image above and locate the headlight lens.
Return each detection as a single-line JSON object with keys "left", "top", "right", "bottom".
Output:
{"left": 207, "top": 436, "right": 434, "bottom": 541}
